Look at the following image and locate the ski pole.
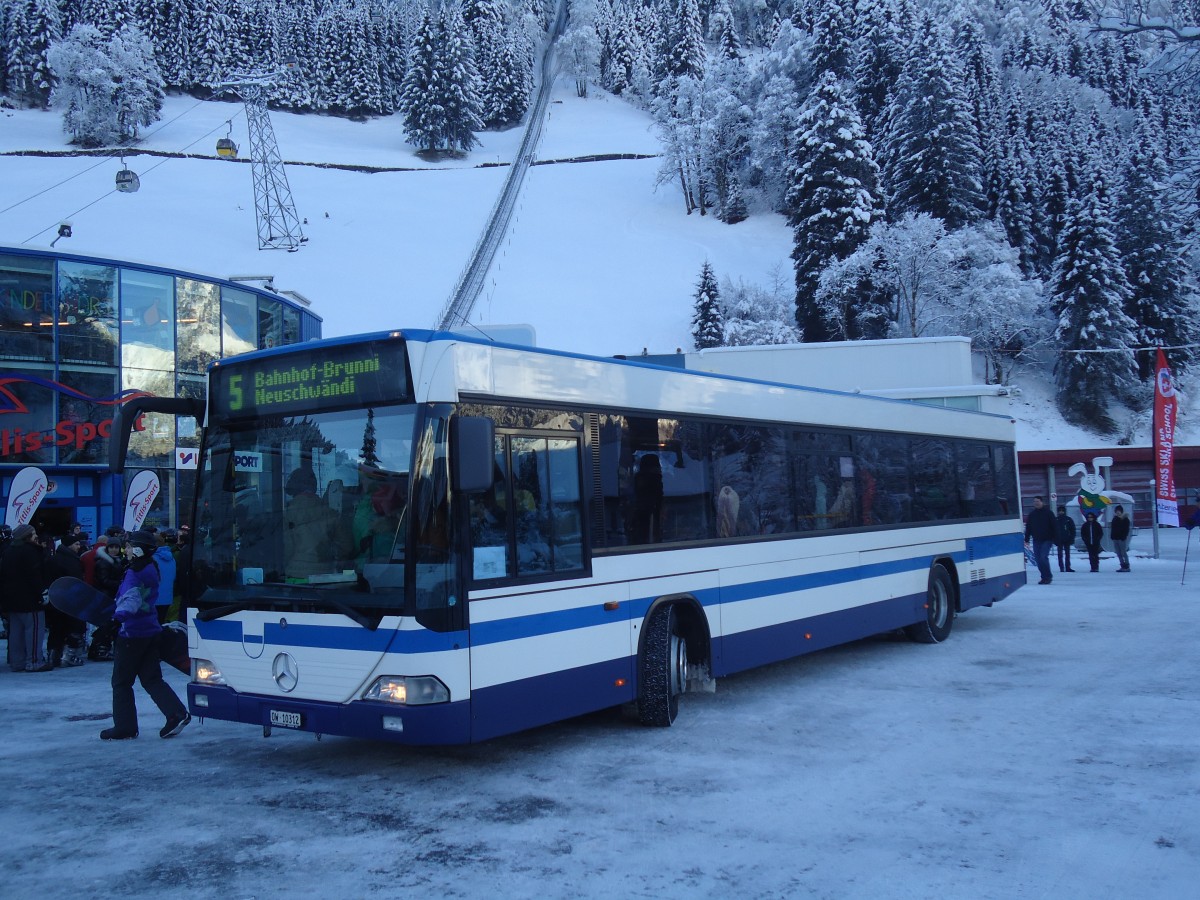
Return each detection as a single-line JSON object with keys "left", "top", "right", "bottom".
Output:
{"left": 1183, "top": 529, "right": 1192, "bottom": 586}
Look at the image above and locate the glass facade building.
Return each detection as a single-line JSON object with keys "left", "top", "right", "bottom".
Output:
{"left": 0, "top": 246, "right": 321, "bottom": 538}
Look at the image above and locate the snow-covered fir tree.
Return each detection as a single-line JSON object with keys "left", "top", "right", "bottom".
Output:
{"left": 1114, "top": 113, "right": 1199, "bottom": 380}
{"left": 808, "top": 0, "right": 853, "bottom": 82}
{"left": 851, "top": 0, "right": 907, "bottom": 143}
{"left": 1051, "top": 169, "right": 1140, "bottom": 431}
{"left": 787, "top": 70, "right": 881, "bottom": 341}
{"left": 666, "top": 0, "right": 705, "bottom": 80}
{"left": 712, "top": 0, "right": 740, "bottom": 60}
{"left": 5, "top": 0, "right": 62, "bottom": 107}
{"left": 466, "top": 0, "right": 532, "bottom": 128}
{"left": 435, "top": 2, "right": 484, "bottom": 152}
{"left": 400, "top": 5, "right": 442, "bottom": 150}
{"left": 400, "top": 2, "right": 483, "bottom": 154}
{"left": 691, "top": 260, "right": 724, "bottom": 349}
{"left": 189, "top": 0, "right": 230, "bottom": 90}
{"left": 878, "top": 14, "right": 984, "bottom": 229}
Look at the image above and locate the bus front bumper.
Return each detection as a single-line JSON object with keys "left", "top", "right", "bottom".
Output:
{"left": 187, "top": 683, "right": 473, "bottom": 745}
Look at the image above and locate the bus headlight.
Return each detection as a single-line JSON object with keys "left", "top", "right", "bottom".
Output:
{"left": 193, "top": 658, "right": 227, "bottom": 685}
{"left": 362, "top": 675, "right": 450, "bottom": 705}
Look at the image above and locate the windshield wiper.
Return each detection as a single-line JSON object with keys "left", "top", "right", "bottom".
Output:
{"left": 195, "top": 595, "right": 383, "bottom": 630}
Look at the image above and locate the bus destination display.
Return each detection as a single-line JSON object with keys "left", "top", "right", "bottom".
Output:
{"left": 214, "top": 340, "right": 409, "bottom": 419}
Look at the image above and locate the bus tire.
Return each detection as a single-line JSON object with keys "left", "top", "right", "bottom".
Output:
{"left": 637, "top": 604, "right": 688, "bottom": 727}
{"left": 906, "top": 563, "right": 955, "bottom": 644}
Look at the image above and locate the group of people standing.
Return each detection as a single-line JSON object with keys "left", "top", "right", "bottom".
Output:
{"left": 1024, "top": 496, "right": 1133, "bottom": 585}
{"left": 1, "top": 522, "right": 191, "bottom": 741}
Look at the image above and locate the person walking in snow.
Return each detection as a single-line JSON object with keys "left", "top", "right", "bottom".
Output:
{"left": 1055, "top": 505, "right": 1076, "bottom": 573}
{"left": 1024, "top": 496, "right": 1056, "bottom": 585}
{"left": 100, "top": 530, "right": 189, "bottom": 741}
{"left": 1081, "top": 512, "right": 1104, "bottom": 573}
{"left": 1110, "top": 505, "right": 1132, "bottom": 572}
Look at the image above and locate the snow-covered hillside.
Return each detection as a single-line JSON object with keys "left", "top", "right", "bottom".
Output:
{"left": 0, "top": 86, "right": 1191, "bottom": 449}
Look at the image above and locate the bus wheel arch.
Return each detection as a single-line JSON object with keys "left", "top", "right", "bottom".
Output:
{"left": 906, "top": 560, "right": 957, "bottom": 644}
{"left": 636, "top": 595, "right": 709, "bottom": 727}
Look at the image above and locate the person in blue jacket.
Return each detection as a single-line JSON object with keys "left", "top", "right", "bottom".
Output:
{"left": 152, "top": 530, "right": 177, "bottom": 624}
{"left": 100, "top": 530, "right": 190, "bottom": 741}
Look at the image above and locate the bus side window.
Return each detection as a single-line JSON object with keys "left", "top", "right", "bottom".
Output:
{"left": 470, "top": 439, "right": 510, "bottom": 580}
{"left": 470, "top": 435, "right": 584, "bottom": 581}
{"left": 511, "top": 436, "right": 584, "bottom": 576}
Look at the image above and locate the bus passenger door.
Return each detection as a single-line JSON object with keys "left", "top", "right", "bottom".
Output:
{"left": 465, "top": 430, "right": 632, "bottom": 741}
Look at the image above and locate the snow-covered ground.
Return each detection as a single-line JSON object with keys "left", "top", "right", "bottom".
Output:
{"left": 2, "top": 529, "right": 1197, "bottom": 898}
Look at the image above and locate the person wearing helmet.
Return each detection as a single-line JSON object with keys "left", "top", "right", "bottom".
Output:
{"left": 100, "top": 530, "right": 190, "bottom": 740}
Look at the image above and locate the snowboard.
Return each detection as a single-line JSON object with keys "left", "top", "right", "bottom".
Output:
{"left": 46, "top": 577, "right": 190, "bottom": 675}
{"left": 48, "top": 576, "right": 115, "bottom": 627}
{"left": 160, "top": 621, "right": 191, "bottom": 675}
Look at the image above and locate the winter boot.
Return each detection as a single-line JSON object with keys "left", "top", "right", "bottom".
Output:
{"left": 100, "top": 727, "right": 138, "bottom": 740}
{"left": 160, "top": 712, "right": 192, "bottom": 738}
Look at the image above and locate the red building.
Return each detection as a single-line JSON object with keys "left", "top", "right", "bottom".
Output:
{"left": 1018, "top": 446, "right": 1200, "bottom": 526}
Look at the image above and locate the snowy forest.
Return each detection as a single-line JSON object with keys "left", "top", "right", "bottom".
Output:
{"left": 2, "top": 0, "right": 1199, "bottom": 433}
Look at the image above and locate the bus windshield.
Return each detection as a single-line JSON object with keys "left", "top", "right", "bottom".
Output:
{"left": 192, "top": 404, "right": 417, "bottom": 610}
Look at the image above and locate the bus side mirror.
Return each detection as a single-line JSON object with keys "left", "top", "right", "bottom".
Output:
{"left": 110, "top": 397, "right": 206, "bottom": 473}
{"left": 451, "top": 416, "right": 494, "bottom": 494}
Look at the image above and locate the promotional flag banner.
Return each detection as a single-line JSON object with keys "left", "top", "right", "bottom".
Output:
{"left": 1153, "top": 349, "right": 1179, "bottom": 527}
{"left": 5, "top": 466, "right": 48, "bottom": 527}
{"left": 122, "top": 470, "right": 161, "bottom": 530}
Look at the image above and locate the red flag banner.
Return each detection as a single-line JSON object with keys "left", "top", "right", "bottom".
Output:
{"left": 1153, "top": 349, "right": 1179, "bottom": 527}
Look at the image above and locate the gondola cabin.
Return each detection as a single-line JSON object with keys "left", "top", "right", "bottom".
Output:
{"left": 115, "top": 168, "right": 140, "bottom": 193}
{"left": 216, "top": 138, "right": 239, "bottom": 159}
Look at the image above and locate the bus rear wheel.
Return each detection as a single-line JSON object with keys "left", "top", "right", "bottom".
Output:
{"left": 637, "top": 604, "right": 688, "bottom": 726}
{"left": 906, "top": 563, "right": 955, "bottom": 644}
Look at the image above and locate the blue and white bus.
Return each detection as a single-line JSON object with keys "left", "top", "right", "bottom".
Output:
{"left": 114, "top": 330, "right": 1026, "bottom": 744}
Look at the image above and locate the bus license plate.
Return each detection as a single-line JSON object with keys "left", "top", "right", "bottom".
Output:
{"left": 269, "top": 710, "right": 303, "bottom": 729}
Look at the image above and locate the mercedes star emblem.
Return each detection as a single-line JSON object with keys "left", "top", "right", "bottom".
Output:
{"left": 272, "top": 652, "right": 299, "bottom": 692}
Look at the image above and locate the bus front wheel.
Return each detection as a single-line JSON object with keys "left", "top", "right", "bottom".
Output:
{"left": 637, "top": 604, "right": 688, "bottom": 726}
{"left": 906, "top": 563, "right": 955, "bottom": 644}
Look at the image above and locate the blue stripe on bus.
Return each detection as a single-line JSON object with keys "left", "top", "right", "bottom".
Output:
{"left": 192, "top": 534, "right": 1022, "bottom": 654}
{"left": 469, "top": 534, "right": 1022, "bottom": 647}
{"left": 192, "top": 618, "right": 467, "bottom": 653}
